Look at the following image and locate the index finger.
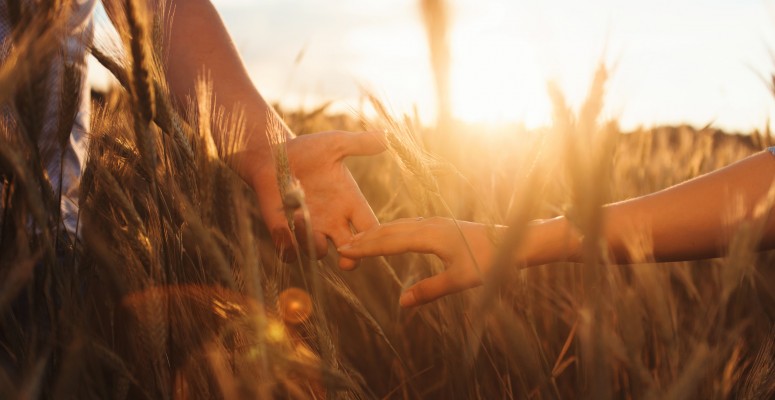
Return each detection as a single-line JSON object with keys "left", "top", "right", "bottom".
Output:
{"left": 338, "top": 131, "right": 387, "bottom": 158}
{"left": 337, "top": 218, "right": 443, "bottom": 258}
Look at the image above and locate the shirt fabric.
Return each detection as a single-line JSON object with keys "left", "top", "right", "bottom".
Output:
{"left": 0, "top": 0, "right": 96, "bottom": 236}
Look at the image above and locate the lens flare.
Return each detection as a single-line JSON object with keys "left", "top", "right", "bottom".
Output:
{"left": 279, "top": 287, "right": 313, "bottom": 325}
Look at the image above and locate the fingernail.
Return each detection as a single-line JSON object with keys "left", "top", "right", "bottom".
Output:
{"left": 337, "top": 244, "right": 352, "bottom": 251}
{"left": 399, "top": 291, "right": 415, "bottom": 308}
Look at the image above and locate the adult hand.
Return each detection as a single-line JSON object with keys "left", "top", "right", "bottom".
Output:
{"left": 248, "top": 131, "right": 386, "bottom": 269}
{"left": 338, "top": 217, "right": 503, "bottom": 307}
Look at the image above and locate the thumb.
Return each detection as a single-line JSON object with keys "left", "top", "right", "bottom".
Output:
{"left": 339, "top": 131, "right": 387, "bottom": 158}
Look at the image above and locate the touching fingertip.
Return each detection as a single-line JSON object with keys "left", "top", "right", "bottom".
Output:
{"left": 339, "top": 257, "right": 357, "bottom": 270}
{"left": 399, "top": 291, "right": 416, "bottom": 308}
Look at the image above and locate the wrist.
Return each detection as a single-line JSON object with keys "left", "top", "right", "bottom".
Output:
{"left": 521, "top": 216, "right": 583, "bottom": 267}
{"left": 230, "top": 148, "right": 271, "bottom": 187}
{"left": 230, "top": 107, "right": 294, "bottom": 182}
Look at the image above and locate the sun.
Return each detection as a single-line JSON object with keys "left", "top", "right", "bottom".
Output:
{"left": 448, "top": 33, "right": 552, "bottom": 129}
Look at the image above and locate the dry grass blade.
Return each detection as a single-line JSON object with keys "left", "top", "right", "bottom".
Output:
{"left": 322, "top": 269, "right": 405, "bottom": 365}
{"left": 56, "top": 64, "right": 83, "bottom": 151}
{"left": 551, "top": 319, "right": 577, "bottom": 377}
{"left": 578, "top": 63, "right": 608, "bottom": 138}
{"left": 94, "top": 167, "right": 146, "bottom": 231}
{"left": 0, "top": 136, "right": 56, "bottom": 264}
{"left": 0, "top": 138, "right": 48, "bottom": 230}
{"left": 0, "top": 253, "right": 39, "bottom": 312}
{"left": 660, "top": 343, "right": 712, "bottom": 400}
{"left": 90, "top": 45, "right": 195, "bottom": 160}
{"left": 266, "top": 110, "right": 295, "bottom": 225}
{"left": 365, "top": 93, "right": 487, "bottom": 289}
{"left": 89, "top": 45, "right": 131, "bottom": 87}
{"left": 4, "top": 1, "right": 775, "bottom": 396}
{"left": 419, "top": 0, "right": 451, "bottom": 128}
{"left": 0, "top": 8, "right": 67, "bottom": 104}
{"left": 465, "top": 171, "right": 542, "bottom": 361}
{"left": 124, "top": 0, "right": 156, "bottom": 124}
{"left": 191, "top": 75, "right": 218, "bottom": 221}
{"left": 740, "top": 327, "right": 775, "bottom": 399}
{"left": 366, "top": 93, "right": 440, "bottom": 197}
{"left": 18, "top": 354, "right": 51, "bottom": 400}
{"left": 93, "top": 168, "right": 154, "bottom": 269}
{"left": 176, "top": 191, "right": 234, "bottom": 288}
{"left": 123, "top": 0, "right": 158, "bottom": 178}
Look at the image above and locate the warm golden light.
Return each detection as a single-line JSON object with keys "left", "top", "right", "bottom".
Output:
{"left": 449, "top": 35, "right": 552, "bottom": 128}
{"left": 201, "top": 0, "right": 775, "bottom": 133}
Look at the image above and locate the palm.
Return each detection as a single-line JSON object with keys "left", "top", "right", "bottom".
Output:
{"left": 252, "top": 131, "right": 385, "bottom": 269}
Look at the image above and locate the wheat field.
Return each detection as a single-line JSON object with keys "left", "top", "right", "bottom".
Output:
{"left": 1, "top": 1, "right": 775, "bottom": 399}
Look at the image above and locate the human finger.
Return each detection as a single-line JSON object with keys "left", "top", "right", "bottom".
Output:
{"left": 313, "top": 231, "right": 328, "bottom": 259}
{"left": 399, "top": 271, "right": 469, "bottom": 308}
{"left": 338, "top": 219, "right": 443, "bottom": 258}
{"left": 292, "top": 214, "right": 328, "bottom": 259}
{"left": 336, "top": 131, "right": 387, "bottom": 158}
{"left": 327, "top": 225, "right": 359, "bottom": 270}
{"left": 339, "top": 256, "right": 359, "bottom": 271}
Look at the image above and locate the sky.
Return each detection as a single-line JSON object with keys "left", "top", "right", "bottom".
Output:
{"left": 92, "top": 0, "right": 775, "bottom": 133}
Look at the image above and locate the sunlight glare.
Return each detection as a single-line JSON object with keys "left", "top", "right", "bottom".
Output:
{"left": 441, "top": 1, "right": 556, "bottom": 131}
{"left": 449, "top": 33, "right": 551, "bottom": 128}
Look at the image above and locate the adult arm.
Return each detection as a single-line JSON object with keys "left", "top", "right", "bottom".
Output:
{"left": 340, "top": 150, "right": 775, "bottom": 307}
{"left": 104, "top": 0, "right": 385, "bottom": 267}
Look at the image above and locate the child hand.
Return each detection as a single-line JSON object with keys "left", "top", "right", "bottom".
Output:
{"left": 338, "top": 217, "right": 503, "bottom": 307}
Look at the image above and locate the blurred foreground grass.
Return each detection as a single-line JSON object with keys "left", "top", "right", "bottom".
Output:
{"left": 2, "top": 2, "right": 775, "bottom": 399}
